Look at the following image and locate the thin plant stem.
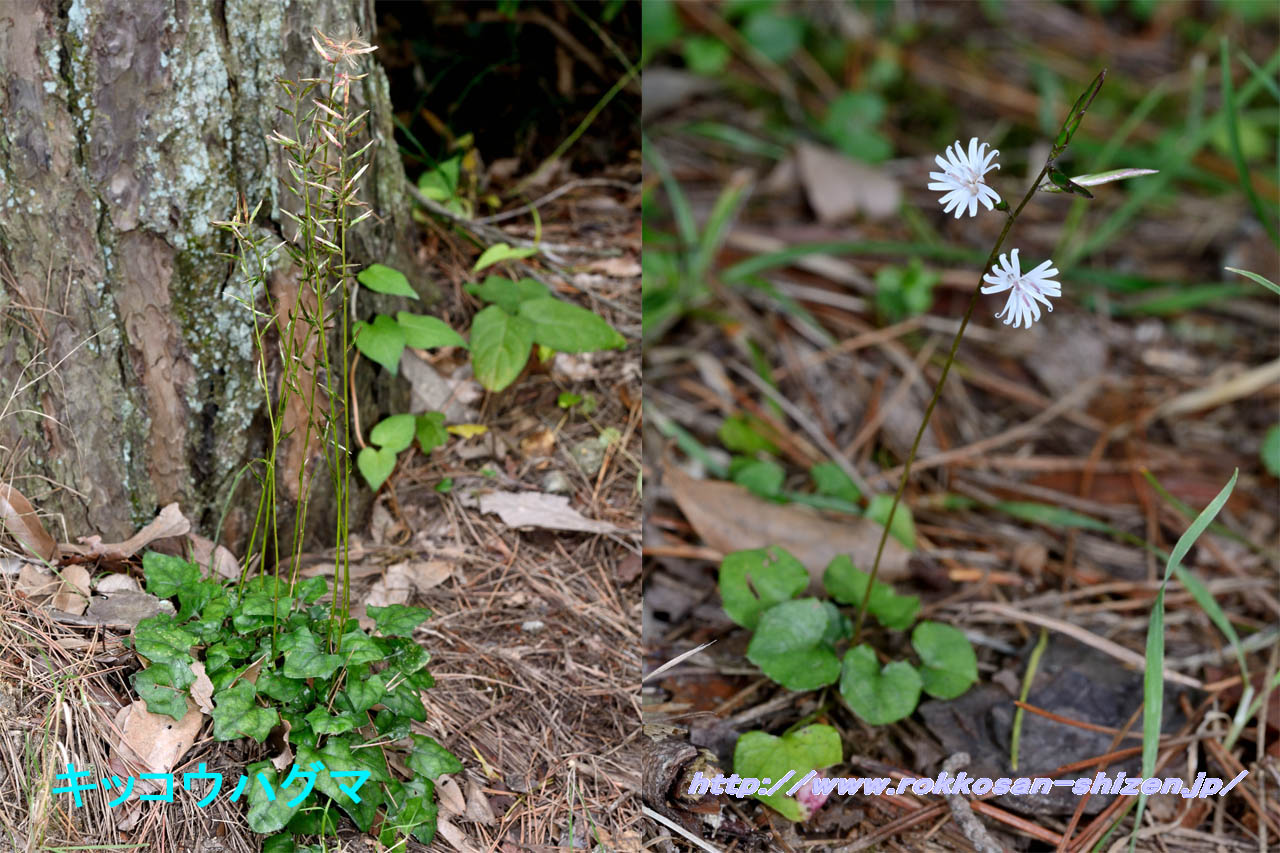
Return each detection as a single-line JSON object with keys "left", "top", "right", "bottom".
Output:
{"left": 852, "top": 161, "right": 1049, "bottom": 644}
{"left": 854, "top": 68, "right": 1107, "bottom": 643}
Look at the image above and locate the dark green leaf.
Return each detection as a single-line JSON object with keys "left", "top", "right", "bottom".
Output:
{"left": 133, "top": 614, "right": 198, "bottom": 670}
{"left": 367, "top": 604, "right": 432, "bottom": 638}
{"left": 415, "top": 412, "right": 448, "bottom": 453}
{"left": 246, "top": 761, "right": 304, "bottom": 833}
{"left": 133, "top": 663, "right": 192, "bottom": 721}
{"left": 142, "top": 551, "right": 200, "bottom": 600}
{"left": 746, "top": 599, "right": 841, "bottom": 690}
{"left": 407, "top": 734, "right": 462, "bottom": 779}
{"left": 211, "top": 681, "right": 278, "bottom": 742}
{"left": 810, "top": 462, "right": 862, "bottom": 502}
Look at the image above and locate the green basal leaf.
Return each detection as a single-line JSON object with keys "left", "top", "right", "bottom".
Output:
{"left": 282, "top": 630, "right": 343, "bottom": 680}
{"left": 407, "top": 734, "right": 463, "bottom": 779}
{"left": 376, "top": 673, "right": 427, "bottom": 721}
{"left": 338, "top": 629, "right": 383, "bottom": 666}
{"left": 745, "top": 598, "right": 841, "bottom": 691}
{"left": 256, "top": 668, "right": 308, "bottom": 704}
{"left": 911, "top": 621, "right": 978, "bottom": 699}
{"left": 211, "top": 681, "right": 279, "bottom": 742}
{"left": 133, "top": 614, "right": 199, "bottom": 670}
{"left": 517, "top": 297, "right": 626, "bottom": 353}
{"left": 295, "top": 576, "right": 328, "bottom": 605}
{"left": 733, "top": 725, "right": 842, "bottom": 821}
{"left": 838, "top": 644, "right": 922, "bottom": 726}
{"left": 354, "top": 315, "right": 407, "bottom": 375}
{"left": 294, "top": 740, "right": 382, "bottom": 834}
{"left": 357, "top": 263, "right": 419, "bottom": 299}
{"left": 822, "top": 555, "right": 920, "bottom": 630}
{"left": 396, "top": 312, "right": 468, "bottom": 350}
{"left": 718, "top": 546, "right": 808, "bottom": 630}
{"left": 305, "top": 706, "right": 359, "bottom": 735}
{"left": 810, "top": 461, "right": 862, "bottom": 502}
{"left": 865, "top": 494, "right": 916, "bottom": 550}
{"left": 133, "top": 662, "right": 192, "bottom": 721}
{"left": 246, "top": 761, "right": 304, "bottom": 833}
{"left": 369, "top": 414, "right": 416, "bottom": 454}
{"left": 367, "top": 604, "right": 433, "bottom": 638}
{"left": 142, "top": 551, "right": 200, "bottom": 600}
{"left": 469, "top": 305, "right": 534, "bottom": 392}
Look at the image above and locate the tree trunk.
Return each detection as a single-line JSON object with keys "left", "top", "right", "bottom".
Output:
{"left": 0, "top": 0, "right": 425, "bottom": 553}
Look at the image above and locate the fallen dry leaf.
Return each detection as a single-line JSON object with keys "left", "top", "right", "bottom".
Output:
{"left": 72, "top": 502, "right": 190, "bottom": 562}
{"left": 437, "top": 775, "right": 467, "bottom": 816}
{"left": 95, "top": 572, "right": 141, "bottom": 595}
{"left": 664, "top": 466, "right": 909, "bottom": 588}
{"left": 188, "top": 532, "right": 240, "bottom": 581}
{"left": 464, "top": 778, "right": 497, "bottom": 825}
{"left": 585, "top": 255, "right": 641, "bottom": 278}
{"left": 365, "top": 570, "right": 412, "bottom": 608}
{"left": 795, "top": 141, "right": 902, "bottom": 223}
{"left": 17, "top": 563, "right": 58, "bottom": 599}
{"left": 435, "top": 816, "right": 484, "bottom": 853}
{"left": 479, "top": 491, "right": 621, "bottom": 535}
{"left": 86, "top": 590, "right": 173, "bottom": 630}
{"left": 50, "top": 564, "right": 92, "bottom": 615}
{"left": 388, "top": 559, "right": 454, "bottom": 593}
{"left": 189, "top": 661, "right": 214, "bottom": 715}
{"left": 112, "top": 698, "right": 203, "bottom": 774}
{"left": 0, "top": 483, "right": 57, "bottom": 562}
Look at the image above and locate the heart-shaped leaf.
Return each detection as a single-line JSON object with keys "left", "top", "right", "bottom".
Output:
{"left": 367, "top": 603, "right": 432, "bottom": 638}
{"left": 469, "top": 305, "right": 533, "bottom": 392}
{"left": 473, "top": 242, "right": 538, "bottom": 272}
{"left": 733, "top": 724, "right": 842, "bottom": 821}
{"left": 357, "top": 263, "right": 419, "bottom": 299}
{"left": 357, "top": 446, "right": 397, "bottom": 490}
{"left": 415, "top": 412, "right": 448, "bottom": 453}
{"left": 132, "top": 614, "right": 199, "bottom": 670}
{"left": 142, "top": 552, "right": 201, "bottom": 599}
{"left": 211, "top": 681, "right": 279, "bottom": 742}
{"left": 246, "top": 761, "right": 304, "bottom": 833}
{"left": 912, "top": 621, "right": 978, "bottom": 699}
{"left": 369, "top": 414, "right": 416, "bottom": 454}
{"left": 838, "top": 644, "right": 921, "bottom": 726}
{"left": 719, "top": 546, "right": 808, "bottom": 630}
{"left": 407, "top": 734, "right": 462, "bottom": 779}
{"left": 133, "top": 662, "right": 193, "bottom": 721}
{"left": 397, "top": 312, "right": 467, "bottom": 350}
{"left": 822, "top": 555, "right": 919, "bottom": 630}
{"left": 282, "top": 629, "right": 343, "bottom": 680}
{"left": 354, "top": 315, "right": 406, "bottom": 375}
{"left": 746, "top": 598, "right": 841, "bottom": 690}
{"left": 517, "top": 297, "right": 626, "bottom": 352}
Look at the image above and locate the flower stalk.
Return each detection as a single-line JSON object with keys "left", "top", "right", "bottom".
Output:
{"left": 851, "top": 70, "right": 1108, "bottom": 645}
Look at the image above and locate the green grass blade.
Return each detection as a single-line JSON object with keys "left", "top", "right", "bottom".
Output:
{"left": 643, "top": 135, "right": 698, "bottom": 249}
{"left": 1237, "top": 47, "right": 1280, "bottom": 102}
{"left": 1225, "top": 266, "right": 1280, "bottom": 296}
{"left": 1220, "top": 37, "right": 1279, "bottom": 245}
{"left": 1133, "top": 470, "right": 1238, "bottom": 851}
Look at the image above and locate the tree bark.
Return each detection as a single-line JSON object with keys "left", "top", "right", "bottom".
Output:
{"left": 0, "top": 0, "right": 425, "bottom": 553}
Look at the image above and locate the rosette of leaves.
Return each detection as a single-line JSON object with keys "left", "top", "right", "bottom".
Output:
{"left": 718, "top": 547, "right": 977, "bottom": 727}
{"left": 129, "top": 552, "right": 460, "bottom": 845}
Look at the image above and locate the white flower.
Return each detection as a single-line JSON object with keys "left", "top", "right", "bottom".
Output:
{"left": 981, "top": 249, "right": 1061, "bottom": 329}
{"left": 928, "top": 137, "right": 1002, "bottom": 218}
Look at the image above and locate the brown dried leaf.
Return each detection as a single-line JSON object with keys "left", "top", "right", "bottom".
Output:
{"left": 187, "top": 532, "right": 240, "bottom": 581}
{"left": 112, "top": 698, "right": 203, "bottom": 774}
{"left": 50, "top": 564, "right": 92, "bottom": 615}
{"left": 478, "top": 491, "right": 621, "bottom": 535}
{"left": 0, "top": 483, "right": 57, "bottom": 562}
{"left": 17, "top": 563, "right": 58, "bottom": 599}
{"left": 436, "top": 775, "right": 468, "bottom": 816}
{"left": 189, "top": 661, "right": 214, "bottom": 715}
{"left": 464, "top": 778, "right": 497, "bottom": 825}
{"left": 795, "top": 142, "right": 902, "bottom": 223}
{"left": 74, "top": 502, "right": 190, "bottom": 562}
{"left": 665, "top": 466, "right": 909, "bottom": 588}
